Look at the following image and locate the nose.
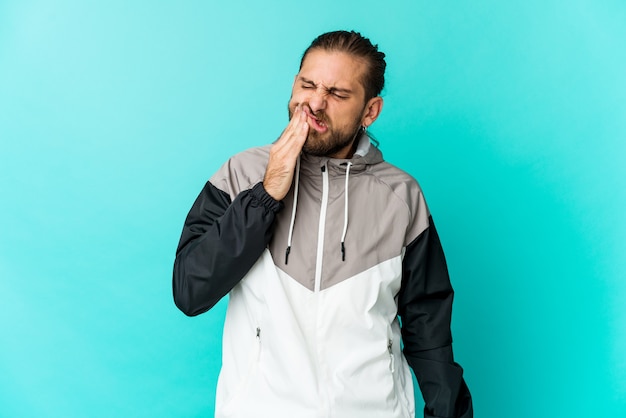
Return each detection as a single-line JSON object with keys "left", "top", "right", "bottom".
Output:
{"left": 307, "top": 88, "right": 327, "bottom": 114}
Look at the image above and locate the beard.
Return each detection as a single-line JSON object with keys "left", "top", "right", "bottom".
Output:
{"left": 288, "top": 104, "right": 363, "bottom": 158}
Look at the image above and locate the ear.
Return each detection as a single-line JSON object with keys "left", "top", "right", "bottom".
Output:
{"left": 361, "top": 96, "right": 383, "bottom": 128}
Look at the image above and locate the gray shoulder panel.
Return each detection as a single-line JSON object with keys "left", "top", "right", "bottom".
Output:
{"left": 268, "top": 160, "right": 431, "bottom": 291}
{"left": 210, "top": 145, "right": 271, "bottom": 199}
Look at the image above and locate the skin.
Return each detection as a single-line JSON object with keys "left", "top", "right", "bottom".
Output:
{"left": 263, "top": 49, "right": 383, "bottom": 201}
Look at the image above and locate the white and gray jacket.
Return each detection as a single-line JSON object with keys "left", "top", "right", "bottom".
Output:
{"left": 173, "top": 134, "right": 472, "bottom": 418}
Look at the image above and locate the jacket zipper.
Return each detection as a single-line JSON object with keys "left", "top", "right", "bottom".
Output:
{"left": 314, "top": 164, "right": 329, "bottom": 293}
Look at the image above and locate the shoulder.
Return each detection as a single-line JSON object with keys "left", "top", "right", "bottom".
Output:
{"left": 210, "top": 144, "right": 272, "bottom": 199}
{"left": 367, "top": 161, "right": 431, "bottom": 244}
{"left": 368, "top": 161, "right": 425, "bottom": 208}
{"left": 227, "top": 144, "right": 272, "bottom": 167}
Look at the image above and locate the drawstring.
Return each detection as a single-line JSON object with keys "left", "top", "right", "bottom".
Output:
{"left": 285, "top": 158, "right": 353, "bottom": 264}
{"left": 285, "top": 155, "right": 301, "bottom": 265}
{"left": 340, "top": 162, "right": 352, "bottom": 262}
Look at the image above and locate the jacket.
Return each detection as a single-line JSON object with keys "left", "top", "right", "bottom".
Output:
{"left": 173, "top": 133, "right": 473, "bottom": 418}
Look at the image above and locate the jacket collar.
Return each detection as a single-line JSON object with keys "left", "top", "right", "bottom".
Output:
{"left": 300, "top": 133, "right": 384, "bottom": 175}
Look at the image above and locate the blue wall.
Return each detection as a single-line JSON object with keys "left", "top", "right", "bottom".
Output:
{"left": 1, "top": 1, "right": 624, "bottom": 416}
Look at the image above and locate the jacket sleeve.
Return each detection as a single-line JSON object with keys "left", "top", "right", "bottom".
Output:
{"left": 398, "top": 216, "right": 473, "bottom": 418}
{"left": 173, "top": 181, "right": 283, "bottom": 316}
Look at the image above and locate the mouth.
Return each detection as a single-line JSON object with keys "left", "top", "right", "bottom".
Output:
{"left": 303, "top": 108, "right": 328, "bottom": 133}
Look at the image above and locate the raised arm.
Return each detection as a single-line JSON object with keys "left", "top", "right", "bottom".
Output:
{"left": 173, "top": 105, "right": 309, "bottom": 316}
{"left": 173, "top": 181, "right": 281, "bottom": 316}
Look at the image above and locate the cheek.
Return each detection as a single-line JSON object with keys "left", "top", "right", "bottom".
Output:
{"left": 289, "top": 91, "right": 306, "bottom": 105}
{"left": 288, "top": 97, "right": 301, "bottom": 113}
{"left": 331, "top": 107, "right": 360, "bottom": 127}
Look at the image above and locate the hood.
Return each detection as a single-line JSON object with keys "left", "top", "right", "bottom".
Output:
{"left": 299, "top": 132, "right": 384, "bottom": 176}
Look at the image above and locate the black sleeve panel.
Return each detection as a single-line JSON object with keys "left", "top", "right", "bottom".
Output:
{"left": 173, "top": 181, "right": 283, "bottom": 317}
{"left": 399, "top": 216, "right": 473, "bottom": 418}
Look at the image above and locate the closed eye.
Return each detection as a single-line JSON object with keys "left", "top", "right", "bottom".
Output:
{"left": 329, "top": 89, "right": 348, "bottom": 99}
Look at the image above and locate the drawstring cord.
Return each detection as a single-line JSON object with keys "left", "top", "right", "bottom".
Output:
{"left": 340, "top": 162, "right": 352, "bottom": 262}
{"left": 285, "top": 158, "right": 353, "bottom": 264}
{"left": 285, "top": 155, "right": 301, "bottom": 265}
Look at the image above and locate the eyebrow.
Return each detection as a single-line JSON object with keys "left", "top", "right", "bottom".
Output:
{"left": 298, "top": 77, "right": 353, "bottom": 95}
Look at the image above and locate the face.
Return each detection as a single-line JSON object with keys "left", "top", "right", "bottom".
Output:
{"left": 288, "top": 49, "right": 378, "bottom": 158}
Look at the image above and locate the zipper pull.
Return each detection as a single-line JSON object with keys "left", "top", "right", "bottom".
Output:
{"left": 388, "top": 339, "right": 395, "bottom": 373}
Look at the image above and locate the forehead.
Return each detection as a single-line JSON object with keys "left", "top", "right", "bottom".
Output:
{"left": 298, "top": 49, "right": 366, "bottom": 95}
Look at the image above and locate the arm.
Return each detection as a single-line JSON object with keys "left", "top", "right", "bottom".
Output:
{"left": 398, "top": 216, "right": 473, "bottom": 418}
{"left": 173, "top": 181, "right": 282, "bottom": 316}
{"left": 173, "top": 105, "right": 309, "bottom": 316}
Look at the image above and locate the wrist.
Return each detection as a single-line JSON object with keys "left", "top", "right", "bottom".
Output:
{"left": 251, "top": 182, "right": 283, "bottom": 213}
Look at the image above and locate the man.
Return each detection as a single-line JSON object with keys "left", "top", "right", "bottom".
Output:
{"left": 173, "top": 30, "right": 473, "bottom": 418}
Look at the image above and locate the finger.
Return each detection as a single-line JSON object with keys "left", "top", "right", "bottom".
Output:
{"left": 288, "top": 106, "right": 308, "bottom": 141}
{"left": 274, "top": 106, "right": 307, "bottom": 151}
{"left": 272, "top": 109, "right": 299, "bottom": 150}
{"left": 280, "top": 118, "right": 308, "bottom": 156}
{"left": 284, "top": 105, "right": 305, "bottom": 139}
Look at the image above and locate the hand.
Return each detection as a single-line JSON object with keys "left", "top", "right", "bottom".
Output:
{"left": 263, "top": 105, "right": 309, "bottom": 201}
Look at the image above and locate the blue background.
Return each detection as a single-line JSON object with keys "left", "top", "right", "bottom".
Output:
{"left": 1, "top": 1, "right": 625, "bottom": 416}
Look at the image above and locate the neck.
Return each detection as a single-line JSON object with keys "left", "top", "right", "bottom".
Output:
{"left": 327, "top": 126, "right": 364, "bottom": 159}
{"left": 328, "top": 140, "right": 357, "bottom": 159}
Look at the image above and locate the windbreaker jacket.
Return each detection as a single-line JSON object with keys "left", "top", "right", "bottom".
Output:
{"left": 173, "top": 134, "right": 472, "bottom": 418}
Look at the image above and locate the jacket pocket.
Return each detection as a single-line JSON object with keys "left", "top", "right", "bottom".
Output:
{"left": 387, "top": 338, "right": 396, "bottom": 373}
{"left": 387, "top": 329, "right": 413, "bottom": 418}
{"left": 219, "top": 326, "right": 262, "bottom": 416}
